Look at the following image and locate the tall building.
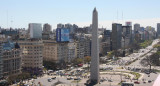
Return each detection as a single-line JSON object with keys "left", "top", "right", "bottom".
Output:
{"left": 0, "top": 41, "right": 3, "bottom": 79}
{"left": 77, "top": 37, "right": 91, "bottom": 58}
{"left": 134, "top": 23, "right": 140, "bottom": 33}
{"left": 157, "top": 23, "right": 160, "bottom": 37}
{"left": 2, "top": 40, "right": 21, "bottom": 77}
{"left": 90, "top": 8, "right": 99, "bottom": 84}
{"left": 43, "top": 23, "right": 51, "bottom": 33}
{"left": 18, "top": 40, "right": 43, "bottom": 75}
{"left": 29, "top": 23, "right": 42, "bottom": 39}
{"left": 122, "top": 25, "right": 132, "bottom": 47}
{"left": 111, "top": 23, "right": 122, "bottom": 50}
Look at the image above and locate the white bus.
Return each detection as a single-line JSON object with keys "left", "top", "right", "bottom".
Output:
{"left": 121, "top": 82, "right": 134, "bottom": 86}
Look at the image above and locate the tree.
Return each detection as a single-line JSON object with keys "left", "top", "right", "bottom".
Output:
{"left": 140, "top": 52, "right": 160, "bottom": 73}
{"left": 84, "top": 56, "right": 91, "bottom": 64}
{"left": 72, "top": 58, "right": 83, "bottom": 65}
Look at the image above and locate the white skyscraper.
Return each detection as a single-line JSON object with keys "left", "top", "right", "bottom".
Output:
{"left": 90, "top": 8, "right": 99, "bottom": 84}
{"left": 29, "top": 23, "right": 42, "bottom": 39}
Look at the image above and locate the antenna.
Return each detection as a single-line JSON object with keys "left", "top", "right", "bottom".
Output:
{"left": 7, "top": 10, "right": 8, "bottom": 29}
{"left": 117, "top": 10, "right": 118, "bottom": 23}
{"left": 11, "top": 16, "right": 13, "bottom": 28}
{"left": 122, "top": 11, "right": 124, "bottom": 23}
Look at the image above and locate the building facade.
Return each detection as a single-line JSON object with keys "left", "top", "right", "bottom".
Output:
{"left": 111, "top": 23, "right": 122, "bottom": 50}
{"left": 157, "top": 23, "right": 160, "bottom": 37}
{"left": 18, "top": 40, "right": 43, "bottom": 75}
{"left": 29, "top": 23, "right": 42, "bottom": 39}
{"left": 43, "top": 40, "right": 58, "bottom": 62}
{"left": 0, "top": 41, "right": 3, "bottom": 79}
{"left": 2, "top": 41, "right": 21, "bottom": 77}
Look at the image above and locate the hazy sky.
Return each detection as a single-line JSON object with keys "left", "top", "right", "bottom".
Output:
{"left": 0, "top": 0, "right": 160, "bottom": 29}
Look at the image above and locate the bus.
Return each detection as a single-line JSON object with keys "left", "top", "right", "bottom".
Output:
{"left": 121, "top": 82, "right": 134, "bottom": 86}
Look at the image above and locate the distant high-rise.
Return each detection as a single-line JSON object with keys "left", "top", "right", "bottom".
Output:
{"left": 134, "top": 23, "right": 140, "bottom": 33}
{"left": 90, "top": 8, "right": 99, "bottom": 84}
{"left": 43, "top": 23, "right": 51, "bottom": 33}
{"left": 29, "top": 23, "right": 42, "bottom": 39}
{"left": 111, "top": 23, "right": 122, "bottom": 50}
{"left": 0, "top": 41, "right": 3, "bottom": 79}
{"left": 157, "top": 23, "right": 160, "bottom": 37}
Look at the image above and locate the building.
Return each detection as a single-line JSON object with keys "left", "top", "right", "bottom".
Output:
{"left": 0, "top": 41, "right": 3, "bottom": 79}
{"left": 43, "top": 40, "right": 58, "bottom": 62}
{"left": 134, "top": 23, "right": 140, "bottom": 33}
{"left": 18, "top": 40, "right": 43, "bottom": 75}
{"left": 90, "top": 8, "right": 99, "bottom": 84}
{"left": 111, "top": 23, "right": 122, "bottom": 50}
{"left": 29, "top": 23, "right": 42, "bottom": 39}
{"left": 2, "top": 40, "right": 21, "bottom": 77}
{"left": 1, "top": 29, "right": 19, "bottom": 40}
{"left": 122, "top": 26, "right": 132, "bottom": 47}
{"left": 67, "top": 42, "right": 76, "bottom": 62}
{"left": 76, "top": 37, "right": 91, "bottom": 58}
{"left": 57, "top": 23, "right": 64, "bottom": 28}
{"left": 42, "top": 24, "right": 52, "bottom": 40}
{"left": 157, "top": 23, "right": 160, "bottom": 37}
{"left": 43, "top": 23, "right": 51, "bottom": 33}
{"left": 57, "top": 42, "right": 68, "bottom": 63}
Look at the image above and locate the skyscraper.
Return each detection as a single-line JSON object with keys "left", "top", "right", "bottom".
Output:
{"left": 43, "top": 23, "right": 51, "bottom": 33}
{"left": 0, "top": 41, "right": 3, "bottom": 79}
{"left": 29, "top": 23, "right": 42, "bottom": 39}
{"left": 134, "top": 23, "right": 140, "bottom": 33}
{"left": 111, "top": 23, "right": 122, "bottom": 50}
{"left": 90, "top": 8, "right": 99, "bottom": 84}
{"left": 157, "top": 23, "right": 160, "bottom": 37}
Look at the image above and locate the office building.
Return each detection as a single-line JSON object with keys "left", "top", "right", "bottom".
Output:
{"left": 29, "top": 23, "right": 42, "bottom": 39}
{"left": 0, "top": 41, "right": 3, "bottom": 79}
{"left": 111, "top": 23, "right": 122, "bottom": 50}
{"left": 43, "top": 23, "right": 51, "bottom": 33}
{"left": 134, "top": 23, "right": 140, "bottom": 33}
{"left": 157, "top": 23, "right": 160, "bottom": 37}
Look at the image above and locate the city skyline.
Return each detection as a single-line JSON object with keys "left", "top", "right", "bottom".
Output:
{"left": 0, "top": 0, "right": 160, "bottom": 29}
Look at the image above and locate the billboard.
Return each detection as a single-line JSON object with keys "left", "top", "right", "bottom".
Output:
{"left": 56, "top": 28, "right": 69, "bottom": 42}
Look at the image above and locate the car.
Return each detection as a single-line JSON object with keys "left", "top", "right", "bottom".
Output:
{"left": 67, "top": 77, "right": 73, "bottom": 80}
{"left": 48, "top": 78, "right": 52, "bottom": 82}
{"left": 108, "top": 79, "right": 112, "bottom": 82}
{"left": 134, "top": 81, "right": 140, "bottom": 84}
{"left": 52, "top": 77, "right": 56, "bottom": 80}
{"left": 143, "top": 81, "right": 146, "bottom": 83}
{"left": 148, "top": 80, "right": 152, "bottom": 83}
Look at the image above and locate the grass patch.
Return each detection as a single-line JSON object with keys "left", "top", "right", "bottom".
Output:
{"left": 139, "top": 40, "right": 153, "bottom": 48}
{"left": 130, "top": 72, "right": 141, "bottom": 80}
{"left": 71, "top": 80, "right": 81, "bottom": 83}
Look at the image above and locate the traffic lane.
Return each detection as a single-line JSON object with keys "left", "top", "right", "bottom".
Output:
{"left": 135, "top": 73, "right": 159, "bottom": 86}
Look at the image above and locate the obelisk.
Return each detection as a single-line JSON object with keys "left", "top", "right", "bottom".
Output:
{"left": 90, "top": 8, "right": 99, "bottom": 84}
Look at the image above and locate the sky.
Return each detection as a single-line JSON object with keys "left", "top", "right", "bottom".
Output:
{"left": 0, "top": 0, "right": 160, "bottom": 30}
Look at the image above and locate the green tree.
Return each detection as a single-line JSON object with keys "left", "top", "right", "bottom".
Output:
{"left": 72, "top": 58, "right": 83, "bottom": 65}
{"left": 84, "top": 56, "right": 91, "bottom": 64}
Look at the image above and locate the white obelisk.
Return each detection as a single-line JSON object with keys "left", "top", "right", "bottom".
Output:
{"left": 90, "top": 8, "right": 99, "bottom": 84}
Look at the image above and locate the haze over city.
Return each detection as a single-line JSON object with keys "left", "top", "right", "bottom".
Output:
{"left": 0, "top": 0, "right": 160, "bottom": 29}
